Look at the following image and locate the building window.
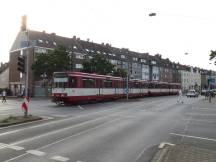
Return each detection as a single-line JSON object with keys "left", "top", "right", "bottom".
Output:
{"left": 110, "top": 59, "right": 117, "bottom": 65}
{"left": 34, "top": 47, "right": 47, "bottom": 54}
{"left": 53, "top": 41, "right": 57, "bottom": 46}
{"left": 75, "top": 54, "right": 84, "bottom": 59}
{"left": 75, "top": 64, "right": 83, "bottom": 69}
{"left": 133, "top": 57, "right": 138, "bottom": 61}
{"left": 151, "top": 60, "right": 156, "bottom": 65}
{"left": 121, "top": 55, "right": 126, "bottom": 59}
{"left": 140, "top": 59, "right": 146, "bottom": 63}
{"left": 38, "top": 39, "right": 43, "bottom": 43}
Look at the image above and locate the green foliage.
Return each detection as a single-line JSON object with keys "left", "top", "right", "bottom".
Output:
{"left": 210, "top": 50, "right": 216, "bottom": 62}
{"left": 112, "top": 68, "right": 128, "bottom": 78}
{"left": 32, "top": 45, "right": 71, "bottom": 79}
{"left": 82, "top": 54, "right": 115, "bottom": 75}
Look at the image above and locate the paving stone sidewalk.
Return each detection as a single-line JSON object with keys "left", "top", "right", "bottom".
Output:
{"left": 151, "top": 144, "right": 216, "bottom": 162}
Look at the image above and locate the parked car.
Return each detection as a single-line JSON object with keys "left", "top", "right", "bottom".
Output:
{"left": 201, "top": 89, "right": 207, "bottom": 96}
{"left": 186, "top": 90, "right": 199, "bottom": 98}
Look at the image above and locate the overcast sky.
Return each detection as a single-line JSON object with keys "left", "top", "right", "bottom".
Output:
{"left": 1, "top": 0, "right": 216, "bottom": 70}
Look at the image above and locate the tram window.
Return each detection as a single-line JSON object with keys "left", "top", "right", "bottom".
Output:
{"left": 69, "top": 77, "right": 77, "bottom": 88}
{"left": 54, "top": 82, "right": 67, "bottom": 88}
{"left": 82, "top": 78, "right": 95, "bottom": 88}
{"left": 96, "top": 79, "right": 102, "bottom": 88}
{"left": 114, "top": 81, "right": 121, "bottom": 88}
{"left": 134, "top": 82, "right": 140, "bottom": 88}
{"left": 149, "top": 83, "right": 154, "bottom": 88}
{"left": 103, "top": 80, "right": 113, "bottom": 88}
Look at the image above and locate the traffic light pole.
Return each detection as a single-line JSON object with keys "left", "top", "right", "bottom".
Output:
{"left": 24, "top": 30, "right": 29, "bottom": 117}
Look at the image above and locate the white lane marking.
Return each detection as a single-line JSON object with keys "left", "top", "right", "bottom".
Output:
{"left": 192, "top": 108, "right": 216, "bottom": 110}
{"left": 0, "top": 130, "right": 20, "bottom": 137}
{"left": 183, "top": 119, "right": 216, "bottom": 124}
{"left": 0, "top": 143, "right": 24, "bottom": 150}
{"left": 26, "top": 150, "right": 46, "bottom": 156}
{"left": 158, "top": 142, "right": 175, "bottom": 149}
{"left": 50, "top": 155, "right": 69, "bottom": 161}
{"left": 0, "top": 108, "right": 17, "bottom": 111}
{"left": 170, "top": 133, "right": 216, "bottom": 142}
{"left": 52, "top": 115, "right": 69, "bottom": 118}
{"left": 78, "top": 105, "right": 84, "bottom": 110}
{"left": 7, "top": 145, "right": 24, "bottom": 151}
{"left": 186, "top": 113, "right": 216, "bottom": 116}
{"left": 0, "top": 113, "right": 14, "bottom": 116}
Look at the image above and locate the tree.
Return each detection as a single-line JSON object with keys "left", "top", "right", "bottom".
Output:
{"left": 209, "top": 50, "right": 216, "bottom": 65}
{"left": 32, "top": 45, "right": 71, "bottom": 80}
{"left": 112, "top": 68, "right": 128, "bottom": 78}
{"left": 82, "top": 54, "right": 114, "bottom": 75}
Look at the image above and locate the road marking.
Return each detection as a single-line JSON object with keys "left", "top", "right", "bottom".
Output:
{"left": 158, "top": 142, "right": 175, "bottom": 149}
{"left": 0, "top": 130, "right": 20, "bottom": 136}
{"left": 78, "top": 105, "right": 84, "bottom": 110}
{"left": 0, "top": 113, "right": 14, "bottom": 116}
{"left": 193, "top": 107, "right": 216, "bottom": 110}
{"left": 0, "top": 143, "right": 24, "bottom": 150}
{"left": 26, "top": 150, "right": 46, "bottom": 156}
{"left": 170, "top": 133, "right": 216, "bottom": 142}
{"left": 50, "top": 155, "right": 69, "bottom": 161}
{"left": 52, "top": 115, "right": 69, "bottom": 118}
{"left": 0, "top": 108, "right": 17, "bottom": 111}
{"left": 183, "top": 119, "right": 216, "bottom": 124}
{"left": 7, "top": 145, "right": 24, "bottom": 151}
{"left": 186, "top": 113, "right": 216, "bottom": 116}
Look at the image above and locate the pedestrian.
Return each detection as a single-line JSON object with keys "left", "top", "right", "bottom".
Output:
{"left": 2, "top": 90, "right": 6, "bottom": 103}
{"left": 177, "top": 89, "right": 183, "bottom": 104}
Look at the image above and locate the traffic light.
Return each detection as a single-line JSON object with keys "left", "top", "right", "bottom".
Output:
{"left": 17, "top": 56, "right": 26, "bottom": 73}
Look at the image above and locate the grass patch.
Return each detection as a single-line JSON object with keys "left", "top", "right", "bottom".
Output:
{"left": 0, "top": 115, "right": 42, "bottom": 127}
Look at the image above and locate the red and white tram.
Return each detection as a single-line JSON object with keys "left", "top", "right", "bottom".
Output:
{"left": 52, "top": 72, "right": 181, "bottom": 104}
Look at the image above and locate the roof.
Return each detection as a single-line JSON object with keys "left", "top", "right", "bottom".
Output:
{"left": 27, "top": 30, "right": 158, "bottom": 63}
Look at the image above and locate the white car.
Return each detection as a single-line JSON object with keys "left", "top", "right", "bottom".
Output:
{"left": 186, "top": 90, "right": 199, "bottom": 98}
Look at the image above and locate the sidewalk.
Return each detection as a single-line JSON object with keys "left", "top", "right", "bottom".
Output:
{"left": 152, "top": 144, "right": 216, "bottom": 162}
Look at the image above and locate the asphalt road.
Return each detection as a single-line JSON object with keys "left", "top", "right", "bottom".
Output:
{"left": 0, "top": 95, "right": 215, "bottom": 162}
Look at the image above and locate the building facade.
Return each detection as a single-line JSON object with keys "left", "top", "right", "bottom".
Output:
{"left": 180, "top": 66, "right": 201, "bottom": 91}
{"left": 0, "top": 63, "right": 9, "bottom": 89}
{"left": 8, "top": 17, "right": 182, "bottom": 96}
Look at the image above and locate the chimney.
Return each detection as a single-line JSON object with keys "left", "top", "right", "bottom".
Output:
{"left": 87, "top": 38, "right": 90, "bottom": 42}
{"left": 73, "top": 36, "right": 76, "bottom": 40}
{"left": 21, "top": 15, "right": 27, "bottom": 31}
